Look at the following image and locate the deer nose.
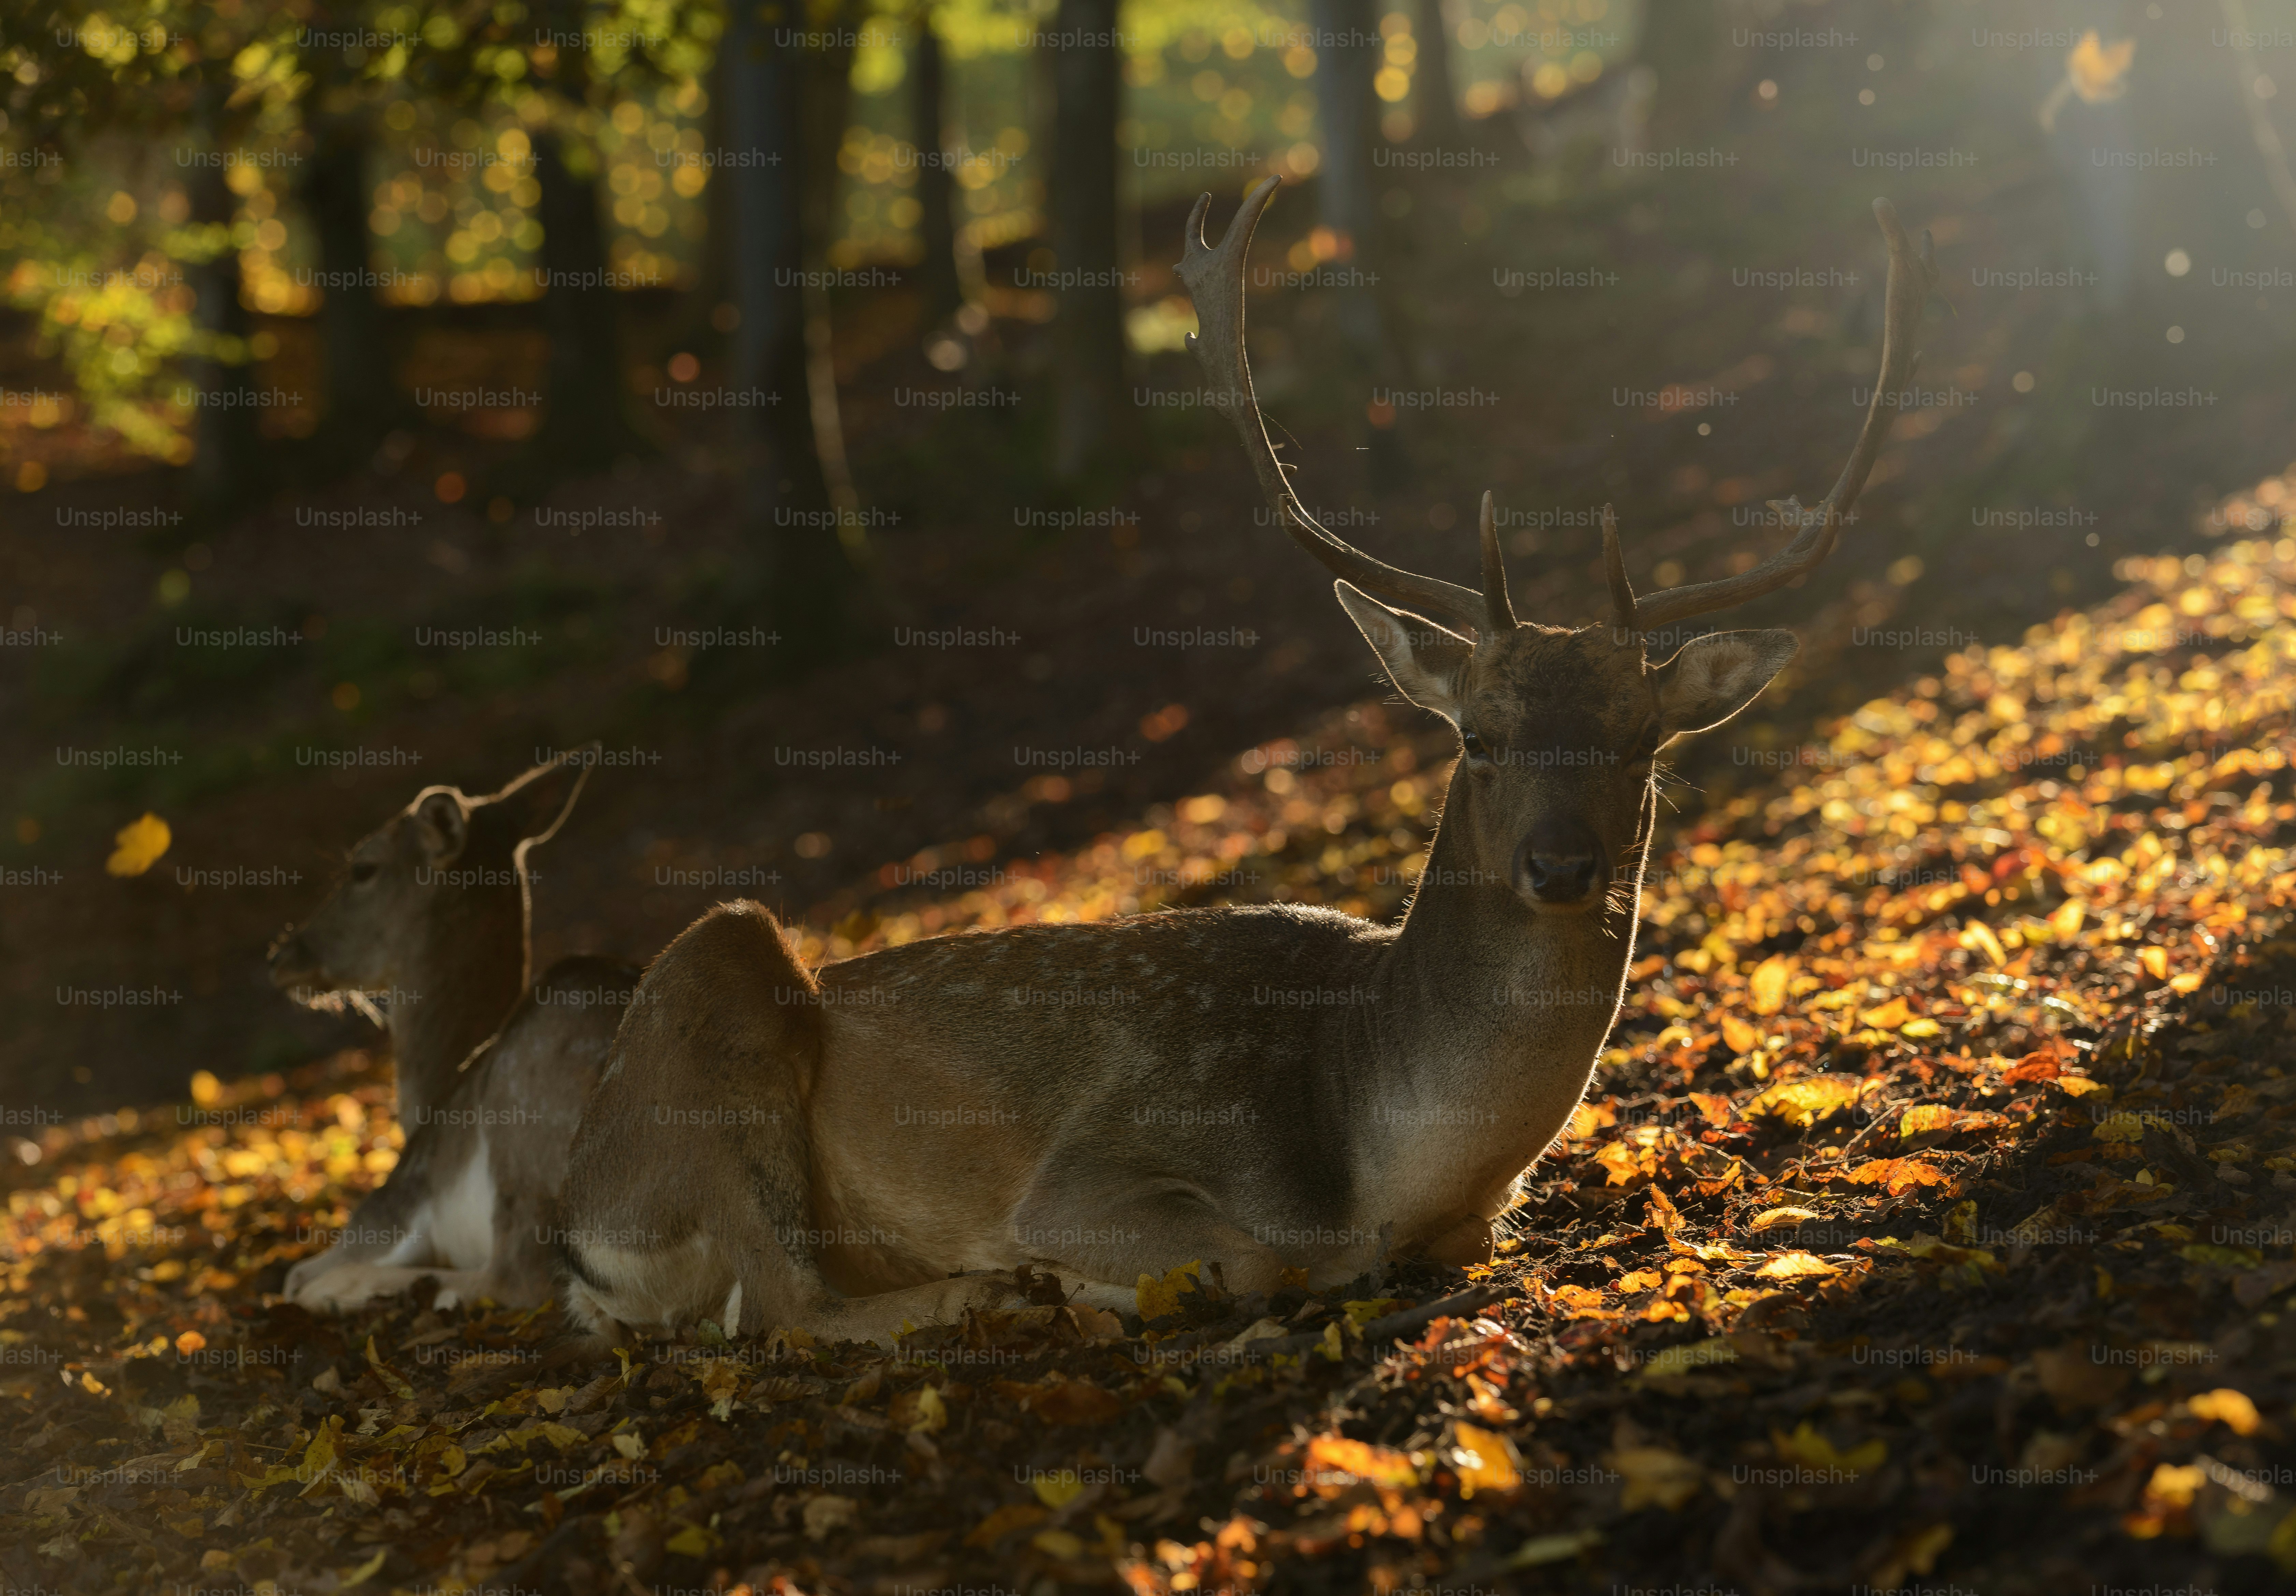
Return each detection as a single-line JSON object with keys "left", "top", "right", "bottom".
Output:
{"left": 1515, "top": 828, "right": 1605, "bottom": 906}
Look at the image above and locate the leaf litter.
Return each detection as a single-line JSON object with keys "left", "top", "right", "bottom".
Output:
{"left": 6, "top": 514, "right": 2296, "bottom": 1592}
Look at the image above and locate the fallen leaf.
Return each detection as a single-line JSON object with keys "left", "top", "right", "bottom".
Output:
{"left": 1450, "top": 1421, "right": 1522, "bottom": 1496}
{"left": 1756, "top": 1252, "right": 1841, "bottom": 1279}
{"left": 105, "top": 813, "right": 171, "bottom": 877}
{"left": 1746, "top": 1074, "right": 1862, "bottom": 1128}
{"left": 1842, "top": 1157, "right": 1951, "bottom": 1196}
{"left": 1746, "top": 1207, "right": 1820, "bottom": 1232}
{"left": 2190, "top": 1388, "right": 2262, "bottom": 1435}
{"left": 1610, "top": 1446, "right": 1702, "bottom": 1510}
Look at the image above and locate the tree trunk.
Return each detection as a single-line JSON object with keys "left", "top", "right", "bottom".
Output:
{"left": 534, "top": 128, "right": 638, "bottom": 467}
{"left": 186, "top": 83, "right": 260, "bottom": 515}
{"left": 1413, "top": 0, "right": 1461, "bottom": 149}
{"left": 1305, "top": 0, "right": 1406, "bottom": 488}
{"left": 722, "top": 0, "right": 849, "bottom": 644}
{"left": 300, "top": 108, "right": 394, "bottom": 466}
{"left": 1048, "top": 0, "right": 1125, "bottom": 482}
{"left": 1306, "top": 0, "right": 1382, "bottom": 359}
{"left": 910, "top": 6, "right": 964, "bottom": 325}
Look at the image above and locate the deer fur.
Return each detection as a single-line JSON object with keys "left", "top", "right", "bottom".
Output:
{"left": 269, "top": 749, "right": 639, "bottom": 1312}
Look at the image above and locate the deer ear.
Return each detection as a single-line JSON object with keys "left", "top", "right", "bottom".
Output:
{"left": 1654, "top": 629, "right": 1799, "bottom": 736}
{"left": 411, "top": 789, "right": 471, "bottom": 866}
{"left": 1334, "top": 583, "right": 1472, "bottom": 720}
{"left": 485, "top": 744, "right": 595, "bottom": 847}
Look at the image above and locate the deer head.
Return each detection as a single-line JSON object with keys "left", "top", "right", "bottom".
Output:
{"left": 1178, "top": 177, "right": 1935, "bottom": 914}
{"left": 268, "top": 749, "right": 592, "bottom": 1000}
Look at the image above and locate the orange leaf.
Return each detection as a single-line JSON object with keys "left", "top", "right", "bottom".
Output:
{"left": 1720, "top": 1014, "right": 1761, "bottom": 1054}
{"left": 2138, "top": 946, "right": 2168, "bottom": 982}
{"left": 1842, "top": 1158, "right": 1950, "bottom": 1197}
{"left": 1595, "top": 1142, "right": 1646, "bottom": 1187}
{"left": 1687, "top": 1092, "right": 1735, "bottom": 1128}
{"left": 1859, "top": 996, "right": 1912, "bottom": 1030}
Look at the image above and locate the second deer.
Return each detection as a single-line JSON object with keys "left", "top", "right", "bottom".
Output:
{"left": 269, "top": 747, "right": 639, "bottom": 1312}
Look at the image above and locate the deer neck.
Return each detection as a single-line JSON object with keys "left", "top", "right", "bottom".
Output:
{"left": 386, "top": 890, "right": 529, "bottom": 1123}
{"left": 1380, "top": 779, "right": 1652, "bottom": 1083}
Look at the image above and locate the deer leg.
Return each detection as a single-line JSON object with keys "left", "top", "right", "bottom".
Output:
{"left": 1005, "top": 1182, "right": 1295, "bottom": 1299}
{"left": 284, "top": 1123, "right": 445, "bottom": 1302}
{"left": 292, "top": 1263, "right": 493, "bottom": 1314}
{"left": 555, "top": 902, "right": 830, "bottom": 1342}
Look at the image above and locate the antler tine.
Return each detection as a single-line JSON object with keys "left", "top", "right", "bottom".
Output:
{"left": 1477, "top": 491, "right": 1516, "bottom": 632}
{"left": 1626, "top": 198, "right": 1939, "bottom": 633}
{"left": 1178, "top": 176, "right": 1493, "bottom": 640}
{"left": 1600, "top": 504, "right": 1636, "bottom": 632}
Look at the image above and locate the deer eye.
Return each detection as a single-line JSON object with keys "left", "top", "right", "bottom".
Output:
{"left": 1460, "top": 730, "right": 1490, "bottom": 761}
{"left": 351, "top": 861, "right": 379, "bottom": 885}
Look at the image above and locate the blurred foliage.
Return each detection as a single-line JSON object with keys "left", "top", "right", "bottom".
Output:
{"left": 0, "top": 0, "right": 1633, "bottom": 468}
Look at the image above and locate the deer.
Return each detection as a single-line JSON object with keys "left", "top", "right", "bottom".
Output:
{"left": 266, "top": 747, "right": 641, "bottom": 1312}
{"left": 551, "top": 178, "right": 1935, "bottom": 1348}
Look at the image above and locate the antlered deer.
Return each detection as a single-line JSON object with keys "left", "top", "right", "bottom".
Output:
{"left": 554, "top": 180, "right": 1936, "bottom": 1345}
{"left": 269, "top": 748, "right": 639, "bottom": 1311}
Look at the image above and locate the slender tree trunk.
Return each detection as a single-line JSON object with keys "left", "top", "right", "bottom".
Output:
{"left": 911, "top": 5, "right": 964, "bottom": 324}
{"left": 1413, "top": 0, "right": 1461, "bottom": 148}
{"left": 797, "top": 4, "right": 861, "bottom": 523}
{"left": 534, "top": 128, "right": 637, "bottom": 465}
{"left": 186, "top": 83, "right": 259, "bottom": 514}
{"left": 723, "top": 0, "right": 848, "bottom": 643}
{"left": 1048, "top": 0, "right": 1124, "bottom": 481}
{"left": 301, "top": 109, "right": 393, "bottom": 465}
{"left": 1307, "top": 0, "right": 1382, "bottom": 356}
{"left": 1306, "top": 0, "right": 1405, "bottom": 488}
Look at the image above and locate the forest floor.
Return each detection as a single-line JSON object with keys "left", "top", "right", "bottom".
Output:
{"left": 5, "top": 481, "right": 2294, "bottom": 1593}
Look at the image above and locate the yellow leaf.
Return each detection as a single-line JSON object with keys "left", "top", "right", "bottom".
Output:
{"left": 2056, "top": 1075, "right": 2110, "bottom": 1098}
{"left": 1746, "top": 1074, "right": 1862, "bottom": 1128}
{"left": 1900, "top": 1017, "right": 1943, "bottom": 1038}
{"left": 534, "top": 1386, "right": 570, "bottom": 1414}
{"left": 666, "top": 1521, "right": 721, "bottom": 1557}
{"left": 1961, "top": 922, "right": 2005, "bottom": 966}
{"left": 1900, "top": 1105, "right": 1958, "bottom": 1138}
{"left": 2068, "top": 30, "right": 2135, "bottom": 102}
{"left": 2049, "top": 900, "right": 2085, "bottom": 942}
{"left": 1757, "top": 1251, "right": 1841, "bottom": 1279}
{"left": 2138, "top": 946, "right": 2169, "bottom": 982}
{"left": 1504, "top": 1528, "right": 1604, "bottom": 1567}
{"left": 1450, "top": 1421, "right": 1522, "bottom": 1496}
{"left": 611, "top": 1431, "right": 644, "bottom": 1460}
{"left": 1610, "top": 1446, "right": 1702, "bottom": 1511}
{"left": 905, "top": 1383, "right": 948, "bottom": 1435}
{"left": 105, "top": 812, "right": 171, "bottom": 877}
{"left": 1595, "top": 1141, "right": 1647, "bottom": 1186}
{"left": 1032, "top": 1529, "right": 1085, "bottom": 1559}
{"left": 189, "top": 1070, "right": 221, "bottom": 1106}
{"left": 967, "top": 1502, "right": 1048, "bottom": 1548}
{"left": 1772, "top": 1420, "right": 1886, "bottom": 1474}
{"left": 1135, "top": 1260, "right": 1202, "bottom": 1320}
{"left": 1747, "top": 1206, "right": 1819, "bottom": 1232}
{"left": 2190, "top": 1388, "right": 2262, "bottom": 1436}
{"left": 1636, "top": 1339, "right": 1739, "bottom": 1380}
{"left": 1033, "top": 1470, "right": 1085, "bottom": 1509}
{"left": 1749, "top": 956, "right": 1794, "bottom": 1016}
{"left": 1343, "top": 1299, "right": 1402, "bottom": 1326}
{"left": 1720, "top": 1013, "right": 1761, "bottom": 1054}
{"left": 1859, "top": 996, "right": 1912, "bottom": 1030}
{"left": 2169, "top": 972, "right": 2203, "bottom": 994}
{"left": 341, "top": 1548, "right": 388, "bottom": 1587}
{"left": 1843, "top": 1157, "right": 1951, "bottom": 1197}
{"left": 2093, "top": 1112, "right": 2146, "bottom": 1143}
{"left": 1305, "top": 1435, "right": 1420, "bottom": 1489}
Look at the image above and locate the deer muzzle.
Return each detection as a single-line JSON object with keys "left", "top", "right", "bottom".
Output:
{"left": 1515, "top": 825, "right": 1607, "bottom": 909}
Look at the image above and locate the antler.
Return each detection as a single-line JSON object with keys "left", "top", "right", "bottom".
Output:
{"left": 1612, "top": 197, "right": 1939, "bottom": 634}
{"left": 1178, "top": 175, "right": 1515, "bottom": 639}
